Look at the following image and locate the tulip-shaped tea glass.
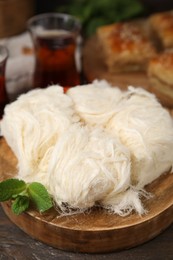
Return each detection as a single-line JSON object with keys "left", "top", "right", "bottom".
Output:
{"left": 0, "top": 45, "right": 8, "bottom": 119}
{"left": 27, "top": 13, "right": 81, "bottom": 88}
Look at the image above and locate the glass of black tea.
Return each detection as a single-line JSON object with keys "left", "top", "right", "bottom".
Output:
{"left": 0, "top": 45, "right": 8, "bottom": 119}
{"left": 27, "top": 13, "right": 81, "bottom": 89}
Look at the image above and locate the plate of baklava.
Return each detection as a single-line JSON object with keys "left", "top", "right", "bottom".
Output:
{"left": 83, "top": 10, "right": 173, "bottom": 107}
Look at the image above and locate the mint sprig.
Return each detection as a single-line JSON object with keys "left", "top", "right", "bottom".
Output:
{"left": 12, "top": 195, "right": 30, "bottom": 215}
{"left": 0, "top": 179, "right": 26, "bottom": 201}
{"left": 0, "top": 178, "right": 53, "bottom": 215}
{"left": 28, "top": 182, "right": 53, "bottom": 213}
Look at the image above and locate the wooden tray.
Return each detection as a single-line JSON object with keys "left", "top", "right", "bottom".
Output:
{"left": 1, "top": 137, "right": 173, "bottom": 253}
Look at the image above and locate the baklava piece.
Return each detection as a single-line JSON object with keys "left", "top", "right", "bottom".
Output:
{"left": 148, "top": 51, "right": 173, "bottom": 107}
{"left": 97, "top": 22, "right": 157, "bottom": 73}
{"left": 149, "top": 10, "right": 173, "bottom": 49}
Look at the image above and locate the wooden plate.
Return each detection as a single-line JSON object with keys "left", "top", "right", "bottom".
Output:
{"left": 1, "top": 137, "right": 173, "bottom": 253}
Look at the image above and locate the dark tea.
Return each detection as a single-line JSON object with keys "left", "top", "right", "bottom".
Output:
{"left": 33, "top": 30, "right": 80, "bottom": 88}
{"left": 28, "top": 13, "right": 81, "bottom": 89}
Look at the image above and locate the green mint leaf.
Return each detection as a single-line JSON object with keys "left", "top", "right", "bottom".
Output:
{"left": 0, "top": 179, "right": 27, "bottom": 202}
{"left": 11, "top": 195, "right": 30, "bottom": 215}
{"left": 28, "top": 182, "right": 53, "bottom": 213}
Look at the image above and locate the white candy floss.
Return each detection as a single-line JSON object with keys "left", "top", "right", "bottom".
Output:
{"left": 1, "top": 81, "right": 173, "bottom": 216}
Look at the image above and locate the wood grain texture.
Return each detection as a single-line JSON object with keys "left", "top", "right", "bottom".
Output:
{"left": 0, "top": 138, "right": 173, "bottom": 253}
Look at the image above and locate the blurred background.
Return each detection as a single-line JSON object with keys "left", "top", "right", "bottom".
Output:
{"left": 36, "top": 0, "right": 173, "bottom": 14}
{"left": 1, "top": 0, "right": 173, "bottom": 39}
{"left": 0, "top": 0, "right": 173, "bottom": 106}
{"left": 36, "top": 0, "right": 173, "bottom": 37}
